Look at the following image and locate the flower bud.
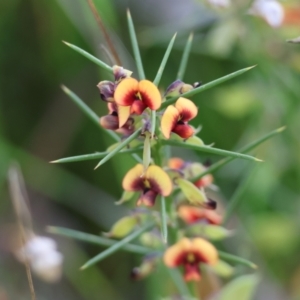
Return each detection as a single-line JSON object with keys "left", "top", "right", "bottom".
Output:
{"left": 130, "top": 255, "right": 158, "bottom": 280}
{"left": 164, "top": 80, "right": 192, "bottom": 99}
{"left": 187, "top": 224, "right": 231, "bottom": 240}
{"left": 176, "top": 178, "right": 216, "bottom": 209}
{"left": 103, "top": 216, "right": 138, "bottom": 238}
{"left": 208, "top": 260, "right": 234, "bottom": 278}
{"left": 113, "top": 65, "right": 133, "bottom": 83}
{"left": 140, "top": 231, "right": 163, "bottom": 249}
{"left": 97, "top": 81, "right": 115, "bottom": 102}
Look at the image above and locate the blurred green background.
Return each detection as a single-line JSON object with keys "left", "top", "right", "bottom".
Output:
{"left": 1, "top": 0, "right": 300, "bottom": 299}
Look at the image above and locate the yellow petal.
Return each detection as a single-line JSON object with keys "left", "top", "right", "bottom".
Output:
{"left": 118, "top": 105, "right": 131, "bottom": 128}
{"left": 114, "top": 77, "right": 139, "bottom": 106}
{"left": 191, "top": 238, "right": 218, "bottom": 265}
{"left": 138, "top": 80, "right": 161, "bottom": 110}
{"left": 161, "top": 105, "right": 179, "bottom": 139}
{"left": 175, "top": 97, "right": 198, "bottom": 122}
{"left": 163, "top": 238, "right": 192, "bottom": 267}
{"left": 122, "top": 164, "right": 144, "bottom": 191}
{"left": 145, "top": 165, "right": 173, "bottom": 196}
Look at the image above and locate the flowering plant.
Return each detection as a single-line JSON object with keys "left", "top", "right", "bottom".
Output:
{"left": 47, "top": 8, "right": 285, "bottom": 299}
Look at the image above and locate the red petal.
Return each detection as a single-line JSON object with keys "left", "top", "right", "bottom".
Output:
{"left": 130, "top": 100, "right": 147, "bottom": 115}
{"left": 172, "top": 123, "right": 194, "bottom": 139}
{"left": 137, "top": 190, "right": 158, "bottom": 207}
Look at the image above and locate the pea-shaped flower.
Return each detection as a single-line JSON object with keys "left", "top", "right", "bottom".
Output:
{"left": 177, "top": 205, "right": 222, "bottom": 225}
{"left": 161, "top": 97, "right": 198, "bottom": 139}
{"left": 122, "top": 164, "right": 172, "bottom": 207}
{"left": 114, "top": 78, "right": 162, "bottom": 127}
{"left": 163, "top": 237, "right": 218, "bottom": 281}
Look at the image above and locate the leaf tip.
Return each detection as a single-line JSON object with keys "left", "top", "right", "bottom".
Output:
{"left": 94, "top": 162, "right": 102, "bottom": 170}
{"left": 46, "top": 226, "right": 55, "bottom": 233}
{"left": 277, "top": 126, "right": 287, "bottom": 132}
{"left": 255, "top": 158, "right": 264, "bottom": 162}
{"left": 247, "top": 65, "right": 257, "bottom": 70}
{"left": 80, "top": 265, "right": 87, "bottom": 271}
{"left": 61, "top": 84, "right": 69, "bottom": 94}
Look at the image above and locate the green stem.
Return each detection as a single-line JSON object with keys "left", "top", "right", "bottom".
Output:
{"left": 150, "top": 110, "right": 156, "bottom": 138}
{"left": 167, "top": 268, "right": 192, "bottom": 297}
{"left": 160, "top": 196, "right": 168, "bottom": 244}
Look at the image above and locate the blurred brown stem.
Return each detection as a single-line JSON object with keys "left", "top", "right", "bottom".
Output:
{"left": 87, "top": 0, "right": 121, "bottom": 65}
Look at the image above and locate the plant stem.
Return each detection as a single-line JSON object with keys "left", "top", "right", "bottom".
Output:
{"left": 86, "top": 0, "right": 121, "bottom": 65}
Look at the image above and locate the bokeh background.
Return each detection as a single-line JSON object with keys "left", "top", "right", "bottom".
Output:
{"left": 1, "top": 0, "right": 300, "bottom": 299}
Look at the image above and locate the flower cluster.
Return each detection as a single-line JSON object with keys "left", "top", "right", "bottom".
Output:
{"left": 96, "top": 68, "right": 231, "bottom": 282}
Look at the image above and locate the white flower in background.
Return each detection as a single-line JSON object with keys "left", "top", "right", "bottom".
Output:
{"left": 208, "top": 0, "right": 231, "bottom": 8}
{"left": 15, "top": 236, "right": 63, "bottom": 283}
{"left": 249, "top": 0, "right": 284, "bottom": 27}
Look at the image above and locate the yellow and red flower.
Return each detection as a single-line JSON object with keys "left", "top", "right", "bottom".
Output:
{"left": 163, "top": 237, "right": 218, "bottom": 281}
{"left": 122, "top": 164, "right": 172, "bottom": 207}
{"left": 178, "top": 205, "right": 222, "bottom": 225}
{"left": 161, "top": 97, "right": 198, "bottom": 139}
{"left": 114, "top": 78, "right": 162, "bottom": 127}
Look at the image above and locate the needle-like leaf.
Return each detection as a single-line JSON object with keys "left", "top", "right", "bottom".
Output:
{"left": 191, "top": 126, "right": 286, "bottom": 182}
{"left": 161, "top": 140, "right": 262, "bottom": 162}
{"left": 51, "top": 147, "right": 143, "bottom": 164}
{"left": 63, "top": 41, "right": 113, "bottom": 73}
{"left": 153, "top": 33, "right": 177, "bottom": 86}
{"left": 47, "top": 226, "right": 151, "bottom": 255}
{"left": 177, "top": 32, "right": 193, "bottom": 80}
{"left": 80, "top": 222, "right": 154, "bottom": 270}
{"left": 218, "top": 251, "right": 257, "bottom": 269}
{"left": 160, "top": 196, "right": 168, "bottom": 244}
{"left": 162, "top": 65, "right": 256, "bottom": 108}
{"left": 61, "top": 85, "right": 119, "bottom": 141}
{"left": 127, "top": 10, "right": 145, "bottom": 80}
{"left": 94, "top": 129, "right": 142, "bottom": 169}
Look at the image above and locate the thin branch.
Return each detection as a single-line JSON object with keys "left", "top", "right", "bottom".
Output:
{"left": 86, "top": 0, "right": 121, "bottom": 65}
